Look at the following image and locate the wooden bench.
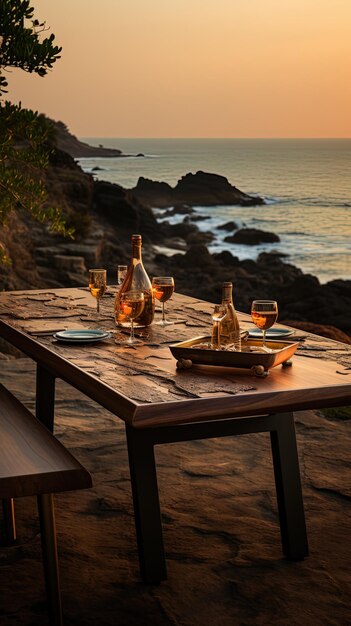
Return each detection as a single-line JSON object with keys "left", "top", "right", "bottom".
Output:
{"left": 0, "top": 383, "right": 92, "bottom": 626}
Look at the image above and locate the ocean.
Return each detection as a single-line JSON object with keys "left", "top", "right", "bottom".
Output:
{"left": 79, "top": 139, "right": 351, "bottom": 284}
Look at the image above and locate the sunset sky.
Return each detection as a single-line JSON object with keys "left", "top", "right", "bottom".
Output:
{"left": 9, "top": 0, "right": 351, "bottom": 138}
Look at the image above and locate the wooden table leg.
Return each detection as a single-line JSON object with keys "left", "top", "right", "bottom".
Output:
{"left": 125, "top": 424, "right": 167, "bottom": 584}
{"left": 36, "top": 364, "right": 56, "bottom": 432}
{"left": 126, "top": 413, "right": 308, "bottom": 582}
{"left": 1, "top": 498, "right": 16, "bottom": 545}
{"left": 270, "top": 412, "right": 309, "bottom": 560}
{"left": 37, "top": 494, "right": 63, "bottom": 626}
{"left": 35, "top": 368, "right": 62, "bottom": 623}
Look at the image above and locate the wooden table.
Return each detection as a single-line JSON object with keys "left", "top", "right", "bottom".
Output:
{"left": 1, "top": 287, "right": 351, "bottom": 583}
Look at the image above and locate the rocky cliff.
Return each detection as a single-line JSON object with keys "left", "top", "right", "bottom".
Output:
{"left": 0, "top": 147, "right": 157, "bottom": 290}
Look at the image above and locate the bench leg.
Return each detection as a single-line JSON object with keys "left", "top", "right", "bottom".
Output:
{"left": 125, "top": 425, "right": 167, "bottom": 584}
{"left": 1, "top": 498, "right": 16, "bottom": 544}
{"left": 37, "top": 494, "right": 63, "bottom": 626}
{"left": 0, "top": 368, "right": 55, "bottom": 550}
{"left": 36, "top": 365, "right": 56, "bottom": 433}
{"left": 270, "top": 412, "right": 309, "bottom": 560}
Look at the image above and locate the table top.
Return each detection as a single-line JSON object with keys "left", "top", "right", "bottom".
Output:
{"left": 0, "top": 287, "right": 350, "bottom": 428}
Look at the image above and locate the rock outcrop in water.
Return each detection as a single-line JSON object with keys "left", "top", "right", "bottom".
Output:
{"left": 131, "top": 171, "right": 265, "bottom": 208}
{"left": 224, "top": 228, "right": 280, "bottom": 245}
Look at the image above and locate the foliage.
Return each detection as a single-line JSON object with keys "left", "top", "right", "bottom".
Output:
{"left": 0, "top": 0, "right": 62, "bottom": 95}
{"left": 0, "top": 101, "right": 74, "bottom": 225}
{"left": 0, "top": 0, "right": 71, "bottom": 265}
{"left": 320, "top": 406, "right": 351, "bottom": 421}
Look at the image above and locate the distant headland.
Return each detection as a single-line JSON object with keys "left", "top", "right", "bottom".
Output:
{"left": 53, "top": 121, "right": 143, "bottom": 158}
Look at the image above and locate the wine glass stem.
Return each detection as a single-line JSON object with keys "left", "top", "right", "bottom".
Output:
{"left": 262, "top": 329, "right": 266, "bottom": 348}
{"left": 212, "top": 321, "right": 220, "bottom": 350}
{"left": 217, "top": 322, "right": 221, "bottom": 350}
{"left": 162, "top": 302, "right": 165, "bottom": 324}
{"left": 97, "top": 298, "right": 100, "bottom": 314}
{"left": 130, "top": 319, "right": 134, "bottom": 343}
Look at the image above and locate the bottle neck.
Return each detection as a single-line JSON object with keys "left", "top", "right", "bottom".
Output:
{"left": 132, "top": 240, "right": 142, "bottom": 262}
{"left": 222, "top": 284, "right": 233, "bottom": 304}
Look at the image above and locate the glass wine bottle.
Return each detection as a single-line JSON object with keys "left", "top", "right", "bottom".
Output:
{"left": 114, "top": 234, "right": 155, "bottom": 328}
{"left": 220, "top": 281, "right": 241, "bottom": 351}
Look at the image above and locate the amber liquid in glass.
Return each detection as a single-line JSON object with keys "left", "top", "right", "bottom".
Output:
{"left": 88, "top": 269, "right": 106, "bottom": 314}
{"left": 154, "top": 284, "right": 174, "bottom": 303}
{"left": 251, "top": 310, "right": 277, "bottom": 330}
{"left": 121, "top": 298, "right": 144, "bottom": 320}
{"left": 89, "top": 284, "right": 106, "bottom": 300}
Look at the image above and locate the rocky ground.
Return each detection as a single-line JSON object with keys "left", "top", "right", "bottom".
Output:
{"left": 0, "top": 358, "right": 350, "bottom": 626}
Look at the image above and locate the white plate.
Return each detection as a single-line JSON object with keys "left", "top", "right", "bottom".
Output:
{"left": 248, "top": 327, "right": 295, "bottom": 339}
{"left": 54, "top": 329, "right": 111, "bottom": 343}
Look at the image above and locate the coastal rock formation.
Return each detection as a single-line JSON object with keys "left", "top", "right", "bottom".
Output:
{"left": 131, "top": 178, "right": 175, "bottom": 207}
{"left": 53, "top": 121, "right": 124, "bottom": 158}
{"left": 93, "top": 180, "right": 161, "bottom": 244}
{"left": 153, "top": 247, "right": 351, "bottom": 336}
{"left": 0, "top": 139, "right": 350, "bottom": 339}
{"left": 187, "top": 214, "right": 210, "bottom": 222}
{"left": 162, "top": 205, "right": 194, "bottom": 217}
{"left": 0, "top": 149, "right": 156, "bottom": 290}
{"left": 175, "top": 171, "right": 264, "bottom": 206}
{"left": 224, "top": 228, "right": 280, "bottom": 245}
{"left": 0, "top": 148, "right": 95, "bottom": 290}
{"left": 217, "top": 220, "right": 239, "bottom": 231}
{"left": 158, "top": 221, "right": 215, "bottom": 245}
{"left": 131, "top": 171, "right": 264, "bottom": 208}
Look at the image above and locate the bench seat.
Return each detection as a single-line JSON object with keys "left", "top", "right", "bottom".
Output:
{"left": 0, "top": 383, "right": 91, "bottom": 499}
{"left": 0, "top": 382, "right": 92, "bottom": 626}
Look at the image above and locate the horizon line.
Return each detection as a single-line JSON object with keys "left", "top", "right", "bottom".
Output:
{"left": 80, "top": 136, "right": 351, "bottom": 141}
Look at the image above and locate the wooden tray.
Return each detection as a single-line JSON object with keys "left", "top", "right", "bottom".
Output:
{"left": 169, "top": 336, "right": 300, "bottom": 377}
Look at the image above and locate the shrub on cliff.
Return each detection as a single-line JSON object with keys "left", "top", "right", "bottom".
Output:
{"left": 0, "top": 0, "right": 71, "bottom": 264}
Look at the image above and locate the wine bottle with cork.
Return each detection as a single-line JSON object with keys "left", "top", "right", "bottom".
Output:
{"left": 114, "top": 234, "right": 155, "bottom": 327}
{"left": 220, "top": 281, "right": 241, "bottom": 351}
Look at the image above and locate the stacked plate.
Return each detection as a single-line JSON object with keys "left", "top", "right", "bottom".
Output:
{"left": 53, "top": 329, "right": 112, "bottom": 343}
{"left": 248, "top": 328, "right": 294, "bottom": 339}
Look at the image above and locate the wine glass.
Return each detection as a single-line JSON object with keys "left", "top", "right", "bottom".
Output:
{"left": 152, "top": 277, "right": 175, "bottom": 326}
{"left": 88, "top": 269, "right": 106, "bottom": 315}
{"left": 120, "top": 290, "right": 145, "bottom": 344}
{"left": 211, "top": 304, "right": 227, "bottom": 350}
{"left": 117, "top": 265, "right": 128, "bottom": 285}
{"left": 251, "top": 300, "right": 278, "bottom": 351}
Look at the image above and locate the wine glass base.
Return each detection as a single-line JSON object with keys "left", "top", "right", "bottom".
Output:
{"left": 118, "top": 322, "right": 146, "bottom": 329}
{"left": 153, "top": 320, "right": 174, "bottom": 326}
{"left": 127, "top": 338, "right": 143, "bottom": 345}
{"left": 116, "top": 335, "right": 144, "bottom": 346}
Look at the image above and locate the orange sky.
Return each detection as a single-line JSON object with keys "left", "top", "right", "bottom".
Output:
{"left": 8, "top": 0, "right": 351, "bottom": 138}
